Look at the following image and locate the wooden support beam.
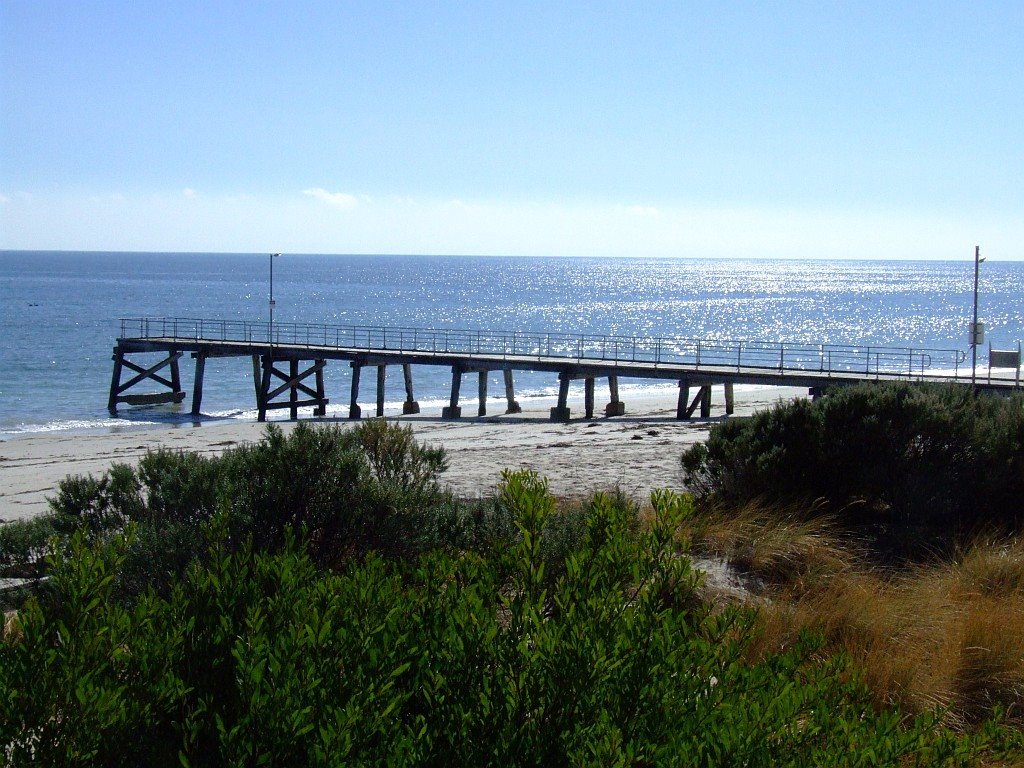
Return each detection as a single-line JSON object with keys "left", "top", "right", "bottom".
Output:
{"left": 478, "top": 371, "right": 488, "bottom": 416}
{"left": 700, "top": 385, "right": 712, "bottom": 418}
{"left": 402, "top": 363, "right": 420, "bottom": 414}
{"left": 376, "top": 364, "right": 386, "bottom": 417}
{"left": 550, "top": 372, "right": 571, "bottom": 422}
{"left": 503, "top": 369, "right": 521, "bottom": 414}
{"left": 349, "top": 362, "right": 362, "bottom": 419}
{"left": 191, "top": 351, "right": 207, "bottom": 415}
{"left": 251, "top": 355, "right": 262, "bottom": 402}
{"left": 684, "top": 387, "right": 704, "bottom": 419}
{"left": 257, "top": 354, "right": 272, "bottom": 422}
{"left": 261, "top": 398, "right": 328, "bottom": 412}
{"left": 724, "top": 382, "right": 734, "bottom": 415}
{"left": 108, "top": 348, "right": 124, "bottom": 414}
{"left": 290, "top": 359, "right": 299, "bottom": 419}
{"left": 254, "top": 357, "right": 329, "bottom": 421}
{"left": 584, "top": 377, "right": 595, "bottom": 419}
{"left": 121, "top": 392, "right": 186, "bottom": 406}
{"left": 170, "top": 354, "right": 182, "bottom": 394}
{"left": 315, "top": 359, "right": 326, "bottom": 416}
{"left": 115, "top": 352, "right": 183, "bottom": 395}
{"left": 442, "top": 366, "right": 463, "bottom": 419}
{"left": 676, "top": 380, "right": 690, "bottom": 420}
{"left": 605, "top": 374, "right": 625, "bottom": 416}
{"left": 108, "top": 348, "right": 186, "bottom": 412}
{"left": 264, "top": 360, "right": 325, "bottom": 401}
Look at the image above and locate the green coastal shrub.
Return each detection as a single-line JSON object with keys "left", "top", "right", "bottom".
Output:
{"left": 682, "top": 383, "right": 1024, "bottom": 556}
{"left": 0, "top": 472, "right": 986, "bottom": 766}
{"left": 0, "top": 421, "right": 456, "bottom": 597}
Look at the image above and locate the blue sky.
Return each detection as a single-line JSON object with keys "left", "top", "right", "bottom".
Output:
{"left": 1, "top": 1, "right": 1021, "bottom": 258}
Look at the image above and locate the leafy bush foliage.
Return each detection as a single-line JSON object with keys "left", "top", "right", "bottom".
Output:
{"left": 0, "top": 422, "right": 456, "bottom": 597}
{"left": 0, "top": 472, "right": 987, "bottom": 766}
{"left": 682, "top": 383, "right": 1024, "bottom": 556}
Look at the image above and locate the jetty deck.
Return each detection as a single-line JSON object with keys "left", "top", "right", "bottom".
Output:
{"left": 109, "top": 317, "right": 1019, "bottom": 422}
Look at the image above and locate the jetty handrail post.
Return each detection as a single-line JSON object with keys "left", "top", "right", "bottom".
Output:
{"left": 737, "top": 341, "right": 742, "bottom": 371}
{"left": 696, "top": 340, "right": 702, "bottom": 367}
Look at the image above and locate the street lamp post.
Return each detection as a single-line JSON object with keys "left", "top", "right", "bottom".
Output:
{"left": 971, "top": 245, "right": 985, "bottom": 387}
{"left": 269, "top": 253, "right": 281, "bottom": 346}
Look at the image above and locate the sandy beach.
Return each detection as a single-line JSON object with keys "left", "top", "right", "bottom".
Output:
{"left": 0, "top": 386, "right": 807, "bottom": 521}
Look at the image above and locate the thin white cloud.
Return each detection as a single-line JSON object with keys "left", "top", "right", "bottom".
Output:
{"left": 0, "top": 194, "right": 9, "bottom": 204}
{"left": 303, "top": 188, "right": 359, "bottom": 210}
{"left": 182, "top": 188, "right": 197, "bottom": 198}
{"left": 1, "top": 189, "right": 1020, "bottom": 261}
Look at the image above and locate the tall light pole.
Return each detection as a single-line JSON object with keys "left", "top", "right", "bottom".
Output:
{"left": 269, "top": 253, "right": 281, "bottom": 346}
{"left": 971, "top": 245, "right": 985, "bottom": 387}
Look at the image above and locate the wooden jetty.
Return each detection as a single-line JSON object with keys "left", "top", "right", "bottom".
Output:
{"left": 107, "top": 317, "right": 1018, "bottom": 423}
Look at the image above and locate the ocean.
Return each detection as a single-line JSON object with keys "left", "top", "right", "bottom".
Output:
{"left": 2, "top": 251, "right": 1022, "bottom": 438}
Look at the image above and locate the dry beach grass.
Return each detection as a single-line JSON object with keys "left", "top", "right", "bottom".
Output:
{"left": 686, "top": 504, "right": 1024, "bottom": 732}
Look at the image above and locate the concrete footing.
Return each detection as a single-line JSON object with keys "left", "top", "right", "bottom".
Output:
{"left": 605, "top": 401, "right": 625, "bottom": 417}
{"left": 441, "top": 406, "right": 462, "bottom": 419}
{"left": 549, "top": 406, "right": 571, "bottom": 422}
{"left": 403, "top": 400, "right": 421, "bottom": 414}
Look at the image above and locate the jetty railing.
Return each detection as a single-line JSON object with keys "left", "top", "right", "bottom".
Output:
{"left": 119, "top": 317, "right": 968, "bottom": 378}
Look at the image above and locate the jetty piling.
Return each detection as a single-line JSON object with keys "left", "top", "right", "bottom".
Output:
{"left": 550, "top": 372, "right": 572, "bottom": 422}
{"left": 503, "top": 369, "right": 521, "bottom": 413}
{"left": 402, "top": 364, "right": 420, "bottom": 414}
{"left": 605, "top": 375, "right": 626, "bottom": 417}
{"left": 442, "top": 365, "right": 463, "bottom": 419}
{"left": 478, "top": 371, "right": 488, "bottom": 417}
{"left": 376, "top": 365, "right": 386, "bottom": 417}
{"left": 348, "top": 362, "right": 362, "bottom": 419}
{"left": 191, "top": 351, "right": 207, "bottom": 415}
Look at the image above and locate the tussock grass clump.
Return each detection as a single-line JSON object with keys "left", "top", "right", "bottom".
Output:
{"left": 685, "top": 499, "right": 859, "bottom": 594}
{"left": 742, "top": 533, "right": 1024, "bottom": 731}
